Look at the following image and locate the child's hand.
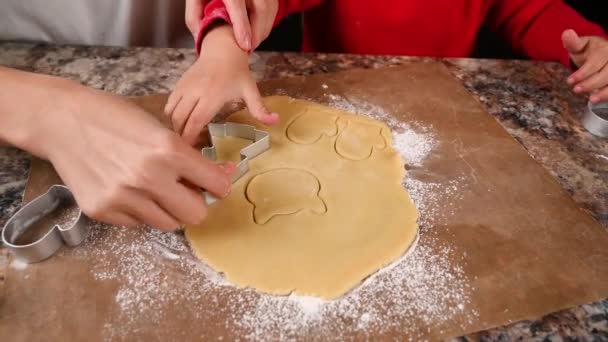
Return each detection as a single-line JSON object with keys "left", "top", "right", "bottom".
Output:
{"left": 562, "top": 29, "right": 608, "bottom": 104}
{"left": 165, "top": 25, "right": 279, "bottom": 146}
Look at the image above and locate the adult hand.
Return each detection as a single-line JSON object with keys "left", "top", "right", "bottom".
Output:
{"left": 185, "top": 0, "right": 278, "bottom": 51}
{"left": 37, "top": 80, "right": 235, "bottom": 231}
{"left": 562, "top": 29, "right": 608, "bottom": 104}
{"left": 185, "top": 0, "right": 206, "bottom": 41}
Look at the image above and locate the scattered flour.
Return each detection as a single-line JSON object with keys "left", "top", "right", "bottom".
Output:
{"left": 58, "top": 96, "right": 475, "bottom": 340}
{"left": 596, "top": 154, "right": 608, "bottom": 162}
{"left": 10, "top": 258, "right": 28, "bottom": 271}
{"left": 326, "top": 94, "right": 436, "bottom": 167}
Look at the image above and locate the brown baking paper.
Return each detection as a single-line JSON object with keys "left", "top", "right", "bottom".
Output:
{"left": 2, "top": 62, "right": 608, "bottom": 341}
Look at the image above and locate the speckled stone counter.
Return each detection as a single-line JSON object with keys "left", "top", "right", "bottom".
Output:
{"left": 1, "top": 42, "right": 607, "bottom": 340}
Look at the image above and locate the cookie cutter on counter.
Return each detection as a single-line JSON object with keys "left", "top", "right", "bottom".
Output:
{"left": 1, "top": 185, "right": 90, "bottom": 263}
{"left": 202, "top": 122, "right": 270, "bottom": 204}
{"left": 582, "top": 101, "right": 608, "bottom": 138}
{"left": 1, "top": 123, "right": 270, "bottom": 263}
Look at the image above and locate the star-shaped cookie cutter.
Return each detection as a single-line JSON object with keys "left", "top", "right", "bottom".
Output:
{"left": 1, "top": 185, "right": 90, "bottom": 263}
{"left": 202, "top": 122, "right": 270, "bottom": 205}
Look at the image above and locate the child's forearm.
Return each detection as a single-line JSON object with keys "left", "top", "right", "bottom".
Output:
{"left": 199, "top": 24, "right": 249, "bottom": 63}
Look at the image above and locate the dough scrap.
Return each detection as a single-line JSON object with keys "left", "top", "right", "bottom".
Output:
{"left": 186, "top": 96, "right": 419, "bottom": 299}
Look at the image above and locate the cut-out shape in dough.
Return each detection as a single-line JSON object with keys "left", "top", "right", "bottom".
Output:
{"left": 286, "top": 109, "right": 338, "bottom": 144}
{"left": 246, "top": 168, "right": 327, "bottom": 224}
{"left": 334, "top": 118, "right": 387, "bottom": 161}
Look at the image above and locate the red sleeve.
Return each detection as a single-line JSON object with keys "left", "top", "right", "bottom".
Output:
{"left": 196, "top": 0, "right": 322, "bottom": 54}
{"left": 486, "top": 0, "right": 607, "bottom": 67}
{"left": 195, "top": 0, "right": 232, "bottom": 54}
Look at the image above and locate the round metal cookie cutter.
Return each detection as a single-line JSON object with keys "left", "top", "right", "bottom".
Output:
{"left": 582, "top": 101, "right": 608, "bottom": 138}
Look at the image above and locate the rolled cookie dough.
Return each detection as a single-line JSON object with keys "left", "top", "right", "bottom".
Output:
{"left": 185, "top": 96, "right": 419, "bottom": 299}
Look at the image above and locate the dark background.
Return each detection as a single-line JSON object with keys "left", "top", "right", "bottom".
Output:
{"left": 258, "top": 0, "right": 608, "bottom": 59}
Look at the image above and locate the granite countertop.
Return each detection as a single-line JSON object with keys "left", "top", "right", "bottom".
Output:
{"left": 1, "top": 42, "right": 607, "bottom": 340}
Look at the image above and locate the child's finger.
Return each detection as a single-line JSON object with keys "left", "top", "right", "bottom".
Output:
{"left": 172, "top": 96, "right": 199, "bottom": 135}
{"left": 182, "top": 99, "right": 223, "bottom": 146}
{"left": 569, "top": 56, "right": 607, "bottom": 85}
{"left": 590, "top": 87, "right": 608, "bottom": 104}
{"left": 562, "top": 29, "right": 588, "bottom": 55}
{"left": 164, "top": 93, "right": 183, "bottom": 116}
{"left": 573, "top": 64, "right": 608, "bottom": 93}
{"left": 242, "top": 81, "right": 280, "bottom": 125}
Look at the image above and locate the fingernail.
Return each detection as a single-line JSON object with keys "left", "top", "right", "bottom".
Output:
{"left": 270, "top": 112, "right": 280, "bottom": 123}
{"left": 567, "top": 77, "right": 575, "bottom": 84}
{"left": 222, "top": 182, "right": 231, "bottom": 198}
{"left": 219, "top": 162, "right": 236, "bottom": 175}
{"left": 590, "top": 95, "right": 599, "bottom": 103}
{"left": 243, "top": 33, "right": 252, "bottom": 51}
{"left": 574, "top": 86, "right": 583, "bottom": 93}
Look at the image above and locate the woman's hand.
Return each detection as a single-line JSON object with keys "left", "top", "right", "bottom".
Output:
{"left": 165, "top": 24, "right": 279, "bottom": 146}
{"left": 50, "top": 84, "right": 237, "bottom": 231}
{"left": 562, "top": 29, "right": 608, "bottom": 104}
{"left": 0, "top": 67, "right": 235, "bottom": 231}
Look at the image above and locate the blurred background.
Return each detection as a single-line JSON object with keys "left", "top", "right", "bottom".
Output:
{"left": 258, "top": 0, "right": 608, "bottom": 59}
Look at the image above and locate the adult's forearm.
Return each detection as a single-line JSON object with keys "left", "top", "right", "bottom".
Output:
{"left": 0, "top": 66, "right": 75, "bottom": 157}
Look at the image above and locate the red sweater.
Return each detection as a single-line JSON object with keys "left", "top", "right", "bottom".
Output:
{"left": 197, "top": 0, "right": 606, "bottom": 67}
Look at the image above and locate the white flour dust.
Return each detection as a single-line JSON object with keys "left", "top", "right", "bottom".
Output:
{"left": 61, "top": 96, "right": 476, "bottom": 340}
{"left": 326, "top": 94, "right": 436, "bottom": 167}
{"left": 10, "top": 258, "right": 28, "bottom": 271}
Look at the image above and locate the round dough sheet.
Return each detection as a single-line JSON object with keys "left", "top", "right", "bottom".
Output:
{"left": 185, "top": 96, "right": 419, "bottom": 299}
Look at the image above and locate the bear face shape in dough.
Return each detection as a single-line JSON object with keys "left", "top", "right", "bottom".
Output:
{"left": 246, "top": 168, "right": 327, "bottom": 224}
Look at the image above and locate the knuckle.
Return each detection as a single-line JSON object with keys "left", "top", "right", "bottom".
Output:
{"left": 85, "top": 185, "right": 125, "bottom": 220}
{"left": 160, "top": 131, "right": 182, "bottom": 151}
{"left": 130, "top": 155, "right": 164, "bottom": 190}
{"left": 160, "top": 133, "right": 186, "bottom": 162}
{"left": 81, "top": 200, "right": 105, "bottom": 221}
{"left": 104, "top": 184, "right": 129, "bottom": 206}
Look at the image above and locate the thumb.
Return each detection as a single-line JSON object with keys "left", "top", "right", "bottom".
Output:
{"left": 224, "top": 0, "right": 253, "bottom": 51}
{"left": 242, "top": 81, "right": 280, "bottom": 125}
{"left": 562, "top": 29, "right": 588, "bottom": 54}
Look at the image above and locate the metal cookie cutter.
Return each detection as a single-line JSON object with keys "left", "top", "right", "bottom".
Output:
{"left": 1, "top": 185, "right": 89, "bottom": 263}
{"left": 582, "top": 101, "right": 608, "bottom": 138}
{"left": 202, "top": 122, "right": 270, "bottom": 204}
